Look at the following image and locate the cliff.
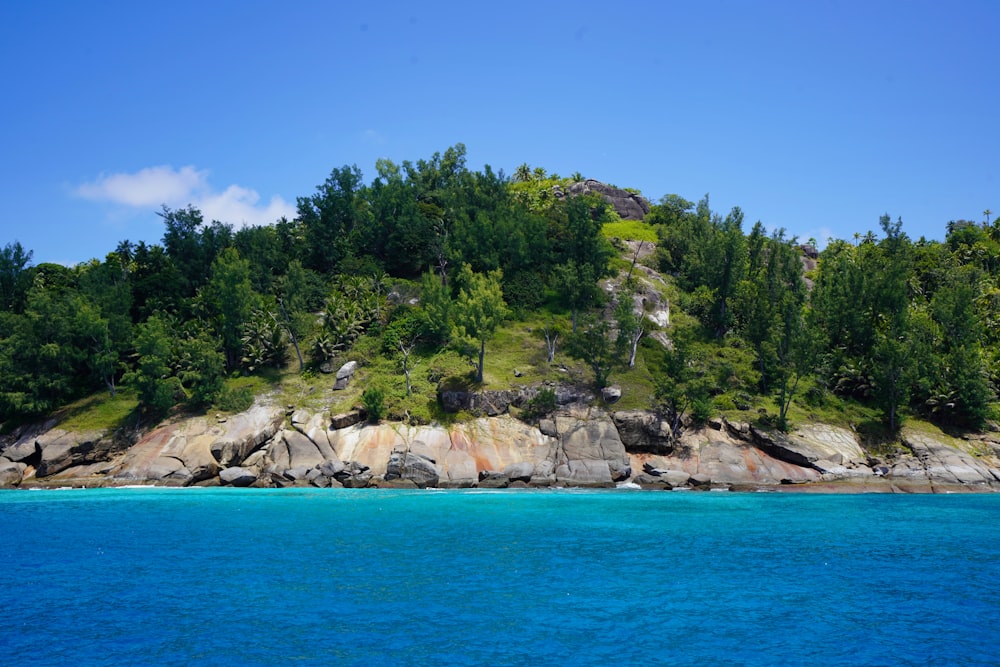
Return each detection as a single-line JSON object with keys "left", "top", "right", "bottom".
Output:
{"left": 2, "top": 394, "right": 999, "bottom": 493}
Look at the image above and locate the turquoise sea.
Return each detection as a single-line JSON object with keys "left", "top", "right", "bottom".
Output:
{"left": 0, "top": 489, "right": 997, "bottom": 666}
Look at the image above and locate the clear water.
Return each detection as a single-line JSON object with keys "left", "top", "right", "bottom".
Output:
{"left": 1, "top": 488, "right": 997, "bottom": 666}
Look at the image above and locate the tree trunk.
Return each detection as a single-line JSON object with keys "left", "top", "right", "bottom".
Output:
{"left": 625, "top": 240, "right": 645, "bottom": 284}
{"left": 279, "top": 297, "right": 304, "bottom": 372}
{"left": 544, "top": 330, "right": 558, "bottom": 363}
{"left": 477, "top": 338, "right": 485, "bottom": 384}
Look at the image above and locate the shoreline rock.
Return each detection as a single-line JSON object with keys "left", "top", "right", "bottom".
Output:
{"left": 2, "top": 397, "right": 998, "bottom": 493}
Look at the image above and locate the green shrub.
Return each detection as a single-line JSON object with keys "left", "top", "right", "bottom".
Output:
{"left": 523, "top": 387, "right": 558, "bottom": 418}
{"left": 215, "top": 385, "right": 254, "bottom": 413}
{"left": 361, "top": 387, "right": 385, "bottom": 423}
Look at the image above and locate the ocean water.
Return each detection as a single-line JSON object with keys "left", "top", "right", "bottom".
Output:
{"left": 0, "top": 489, "right": 997, "bottom": 666}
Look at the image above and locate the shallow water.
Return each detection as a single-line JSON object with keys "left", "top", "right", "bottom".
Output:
{"left": 1, "top": 488, "right": 997, "bottom": 666}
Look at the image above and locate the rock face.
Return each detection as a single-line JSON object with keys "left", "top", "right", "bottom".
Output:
{"left": 895, "top": 428, "right": 1000, "bottom": 488}
{"left": 107, "top": 402, "right": 285, "bottom": 486}
{"left": 613, "top": 411, "right": 673, "bottom": 454}
{"left": 557, "top": 179, "right": 651, "bottom": 220}
{"left": 4, "top": 393, "right": 999, "bottom": 492}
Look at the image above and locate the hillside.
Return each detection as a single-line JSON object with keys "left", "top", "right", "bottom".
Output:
{"left": 2, "top": 144, "right": 1000, "bottom": 491}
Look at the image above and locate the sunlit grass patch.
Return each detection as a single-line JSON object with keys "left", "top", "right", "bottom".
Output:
{"left": 602, "top": 220, "right": 658, "bottom": 243}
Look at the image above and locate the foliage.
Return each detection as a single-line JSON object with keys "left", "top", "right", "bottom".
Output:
{"left": 450, "top": 264, "right": 509, "bottom": 384}
{"left": 565, "top": 317, "right": 617, "bottom": 389}
{"left": 361, "top": 386, "right": 385, "bottom": 423}
{"left": 523, "top": 387, "right": 558, "bottom": 419}
{"left": 4, "top": 143, "right": 998, "bottom": 441}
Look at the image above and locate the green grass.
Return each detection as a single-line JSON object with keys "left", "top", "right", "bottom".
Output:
{"left": 602, "top": 220, "right": 658, "bottom": 243}
{"left": 55, "top": 388, "right": 139, "bottom": 432}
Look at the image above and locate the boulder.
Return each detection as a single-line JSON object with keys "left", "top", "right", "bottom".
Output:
{"left": 289, "top": 410, "right": 338, "bottom": 460}
{"left": 335, "top": 461, "right": 372, "bottom": 488}
{"left": 613, "top": 411, "right": 673, "bottom": 454}
{"left": 0, "top": 458, "right": 25, "bottom": 487}
{"left": 438, "top": 388, "right": 528, "bottom": 416}
{"left": 310, "top": 474, "right": 332, "bottom": 488}
{"left": 330, "top": 410, "right": 364, "bottom": 430}
{"left": 340, "top": 471, "right": 373, "bottom": 488}
{"left": 220, "top": 466, "right": 258, "bottom": 487}
{"left": 401, "top": 452, "right": 439, "bottom": 488}
{"left": 901, "top": 429, "right": 1000, "bottom": 487}
{"left": 503, "top": 462, "right": 535, "bottom": 483}
{"left": 560, "top": 179, "right": 651, "bottom": 220}
{"left": 601, "top": 385, "right": 621, "bottom": 403}
{"left": 632, "top": 473, "right": 672, "bottom": 489}
{"left": 318, "top": 459, "right": 345, "bottom": 478}
{"left": 555, "top": 408, "right": 630, "bottom": 468}
{"left": 689, "top": 473, "right": 712, "bottom": 487}
{"left": 752, "top": 424, "right": 866, "bottom": 469}
{"left": 283, "top": 466, "right": 313, "bottom": 482}
{"left": 145, "top": 457, "right": 189, "bottom": 482}
{"left": 477, "top": 471, "right": 509, "bottom": 488}
{"left": 280, "top": 429, "right": 325, "bottom": 470}
{"left": 35, "top": 429, "right": 109, "bottom": 477}
{"left": 334, "top": 361, "right": 358, "bottom": 390}
{"left": 210, "top": 403, "right": 284, "bottom": 467}
{"left": 0, "top": 420, "right": 55, "bottom": 464}
{"left": 555, "top": 459, "right": 614, "bottom": 487}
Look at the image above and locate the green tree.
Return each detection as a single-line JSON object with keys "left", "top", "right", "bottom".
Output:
{"left": 0, "top": 241, "right": 33, "bottom": 313}
{"left": 125, "top": 315, "right": 183, "bottom": 416}
{"left": 200, "top": 247, "right": 259, "bottom": 370}
{"left": 614, "top": 293, "right": 645, "bottom": 369}
{"left": 566, "top": 317, "right": 617, "bottom": 390}
{"left": 869, "top": 215, "right": 913, "bottom": 431}
{"left": 450, "top": 264, "right": 509, "bottom": 384}
{"left": 297, "top": 164, "right": 367, "bottom": 274}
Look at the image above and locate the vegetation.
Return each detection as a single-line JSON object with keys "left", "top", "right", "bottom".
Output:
{"left": 0, "top": 144, "right": 997, "bottom": 444}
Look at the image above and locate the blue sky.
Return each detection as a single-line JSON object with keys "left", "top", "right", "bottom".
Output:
{"left": 2, "top": 0, "right": 997, "bottom": 265}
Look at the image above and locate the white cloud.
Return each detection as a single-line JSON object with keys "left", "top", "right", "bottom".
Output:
{"left": 76, "top": 165, "right": 207, "bottom": 207}
{"left": 75, "top": 165, "right": 296, "bottom": 228}
{"left": 198, "top": 185, "right": 297, "bottom": 228}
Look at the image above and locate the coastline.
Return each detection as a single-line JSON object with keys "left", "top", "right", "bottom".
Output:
{"left": 3, "top": 398, "right": 999, "bottom": 494}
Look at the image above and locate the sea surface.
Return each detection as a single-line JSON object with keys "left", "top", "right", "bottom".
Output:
{"left": 0, "top": 488, "right": 997, "bottom": 666}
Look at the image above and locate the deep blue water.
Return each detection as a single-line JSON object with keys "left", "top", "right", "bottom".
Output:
{"left": 0, "top": 489, "right": 998, "bottom": 666}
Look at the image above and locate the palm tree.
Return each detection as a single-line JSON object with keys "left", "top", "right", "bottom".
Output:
{"left": 513, "top": 163, "right": 532, "bottom": 182}
{"left": 985, "top": 209, "right": 993, "bottom": 226}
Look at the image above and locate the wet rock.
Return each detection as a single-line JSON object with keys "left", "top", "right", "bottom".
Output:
{"left": 220, "top": 466, "right": 258, "bottom": 487}
{"left": 632, "top": 473, "right": 672, "bottom": 489}
{"left": 503, "top": 462, "right": 535, "bottom": 483}
{"left": 478, "top": 471, "right": 510, "bottom": 488}
{"left": 318, "top": 459, "right": 345, "bottom": 478}
{"left": 283, "top": 466, "right": 313, "bottom": 481}
{"left": 689, "top": 473, "right": 712, "bottom": 487}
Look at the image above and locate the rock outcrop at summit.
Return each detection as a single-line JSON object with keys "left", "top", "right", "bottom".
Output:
{"left": 554, "top": 179, "right": 651, "bottom": 220}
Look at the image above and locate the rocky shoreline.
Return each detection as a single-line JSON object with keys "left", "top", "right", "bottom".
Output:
{"left": 2, "top": 395, "right": 1000, "bottom": 493}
